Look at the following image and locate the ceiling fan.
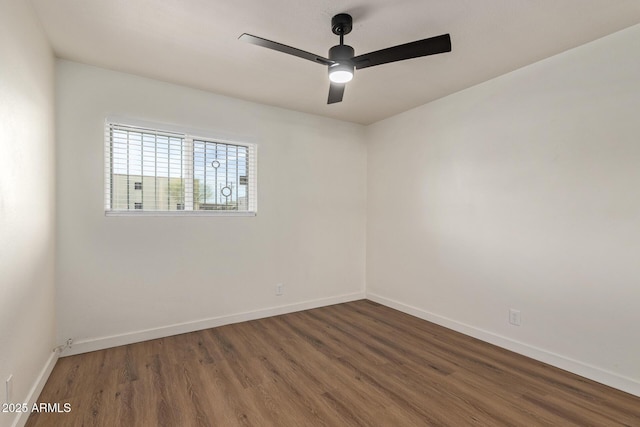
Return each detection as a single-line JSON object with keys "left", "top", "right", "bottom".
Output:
{"left": 239, "top": 13, "right": 451, "bottom": 104}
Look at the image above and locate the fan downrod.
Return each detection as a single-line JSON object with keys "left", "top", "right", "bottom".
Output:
{"left": 331, "top": 13, "right": 352, "bottom": 36}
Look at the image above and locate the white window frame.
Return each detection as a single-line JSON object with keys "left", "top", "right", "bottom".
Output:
{"left": 104, "top": 118, "right": 257, "bottom": 217}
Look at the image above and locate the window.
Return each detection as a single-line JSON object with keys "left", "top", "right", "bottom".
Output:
{"left": 105, "top": 122, "right": 257, "bottom": 215}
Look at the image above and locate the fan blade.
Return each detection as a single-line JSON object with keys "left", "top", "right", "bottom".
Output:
{"left": 239, "top": 33, "right": 333, "bottom": 66}
{"left": 353, "top": 34, "right": 451, "bottom": 70}
{"left": 327, "top": 82, "right": 345, "bottom": 104}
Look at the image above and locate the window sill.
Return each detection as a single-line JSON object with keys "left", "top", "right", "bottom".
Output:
{"left": 105, "top": 210, "right": 257, "bottom": 217}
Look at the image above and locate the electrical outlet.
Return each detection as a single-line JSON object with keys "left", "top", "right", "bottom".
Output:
{"left": 509, "top": 309, "right": 521, "bottom": 326}
{"left": 276, "top": 283, "right": 284, "bottom": 296}
{"left": 6, "top": 374, "right": 13, "bottom": 404}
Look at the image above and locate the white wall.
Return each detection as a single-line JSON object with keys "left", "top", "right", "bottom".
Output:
{"left": 366, "top": 24, "right": 640, "bottom": 395}
{"left": 56, "top": 61, "right": 366, "bottom": 351}
{"left": 0, "top": 1, "right": 56, "bottom": 426}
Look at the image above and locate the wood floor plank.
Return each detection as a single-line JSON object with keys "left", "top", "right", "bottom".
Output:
{"left": 314, "top": 304, "right": 559, "bottom": 425}
{"left": 349, "top": 300, "right": 640, "bottom": 425}
{"left": 26, "top": 300, "right": 640, "bottom": 426}
{"left": 249, "top": 316, "right": 404, "bottom": 426}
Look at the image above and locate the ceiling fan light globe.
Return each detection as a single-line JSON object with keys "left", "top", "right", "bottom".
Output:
{"left": 329, "top": 69, "right": 353, "bottom": 83}
{"left": 328, "top": 60, "right": 354, "bottom": 84}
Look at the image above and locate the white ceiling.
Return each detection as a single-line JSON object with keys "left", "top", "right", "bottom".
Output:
{"left": 31, "top": 0, "right": 640, "bottom": 124}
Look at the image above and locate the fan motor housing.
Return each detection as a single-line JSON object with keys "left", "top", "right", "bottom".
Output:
{"left": 328, "top": 44, "right": 355, "bottom": 82}
{"left": 329, "top": 44, "right": 354, "bottom": 61}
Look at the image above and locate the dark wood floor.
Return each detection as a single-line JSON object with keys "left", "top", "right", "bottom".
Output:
{"left": 27, "top": 300, "right": 640, "bottom": 426}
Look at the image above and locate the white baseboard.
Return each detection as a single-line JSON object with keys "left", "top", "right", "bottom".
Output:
{"left": 62, "top": 292, "right": 366, "bottom": 357}
{"left": 366, "top": 292, "right": 640, "bottom": 398}
{"left": 12, "top": 350, "right": 59, "bottom": 427}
